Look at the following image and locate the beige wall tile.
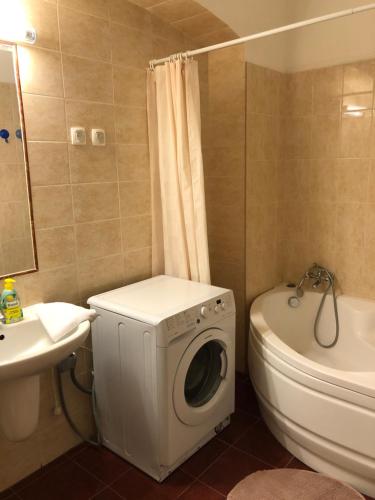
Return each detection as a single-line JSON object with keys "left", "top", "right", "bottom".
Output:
{"left": 113, "top": 66, "right": 146, "bottom": 107}
{"left": 207, "top": 111, "right": 245, "bottom": 149}
{"left": 280, "top": 70, "right": 313, "bottom": 116}
{"left": 204, "top": 147, "right": 244, "bottom": 179}
{"left": 247, "top": 63, "right": 280, "bottom": 115}
{"left": 247, "top": 113, "right": 279, "bottom": 161}
{"left": 109, "top": 0, "right": 151, "bottom": 30}
{"left": 310, "top": 114, "right": 340, "bottom": 159}
{"left": 75, "top": 219, "right": 121, "bottom": 261}
{"left": 32, "top": 185, "right": 73, "bottom": 228}
{"left": 62, "top": 55, "right": 113, "bottom": 103}
{"left": 367, "top": 160, "right": 375, "bottom": 201}
{"left": 335, "top": 159, "right": 370, "bottom": 203}
{"left": 28, "top": 142, "right": 70, "bottom": 186}
{"left": 65, "top": 101, "right": 115, "bottom": 143}
{"left": 194, "top": 28, "right": 238, "bottom": 47}
{"left": 119, "top": 180, "right": 150, "bottom": 216}
{"left": 20, "top": 0, "right": 60, "bottom": 50}
{"left": 69, "top": 144, "right": 117, "bottom": 183}
{"left": 78, "top": 253, "right": 124, "bottom": 301}
{"left": 172, "top": 12, "right": 226, "bottom": 39}
{"left": 280, "top": 115, "right": 311, "bottom": 160}
{"left": 121, "top": 215, "right": 151, "bottom": 249}
{"left": 59, "top": 7, "right": 111, "bottom": 61}
{"left": 208, "top": 60, "right": 245, "bottom": 115}
{"left": 0, "top": 432, "right": 41, "bottom": 492}
{"left": 205, "top": 177, "right": 244, "bottom": 209}
{"left": 36, "top": 226, "right": 75, "bottom": 270}
{"left": 23, "top": 94, "right": 66, "bottom": 141}
{"left": 116, "top": 144, "right": 149, "bottom": 181}
{"left": 247, "top": 160, "right": 278, "bottom": 204}
{"left": 111, "top": 23, "right": 153, "bottom": 69}
{"left": 18, "top": 47, "right": 63, "bottom": 97}
{"left": 72, "top": 182, "right": 119, "bottom": 222}
{"left": 340, "top": 110, "right": 372, "bottom": 158}
{"left": 59, "top": 0, "right": 109, "bottom": 18}
{"left": 335, "top": 203, "right": 365, "bottom": 248}
{"left": 38, "top": 265, "right": 79, "bottom": 303}
{"left": 312, "top": 65, "right": 343, "bottom": 116}
{"left": 149, "top": 0, "right": 206, "bottom": 24}
{"left": 343, "top": 61, "right": 375, "bottom": 94}
{"left": 124, "top": 246, "right": 151, "bottom": 284}
{"left": 115, "top": 106, "right": 148, "bottom": 144}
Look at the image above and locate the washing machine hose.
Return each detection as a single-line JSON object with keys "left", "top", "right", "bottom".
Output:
{"left": 56, "top": 354, "right": 101, "bottom": 447}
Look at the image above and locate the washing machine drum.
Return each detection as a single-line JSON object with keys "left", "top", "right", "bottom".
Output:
{"left": 173, "top": 328, "right": 232, "bottom": 426}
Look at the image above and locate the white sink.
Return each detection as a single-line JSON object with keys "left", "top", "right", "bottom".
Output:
{"left": 0, "top": 305, "right": 90, "bottom": 441}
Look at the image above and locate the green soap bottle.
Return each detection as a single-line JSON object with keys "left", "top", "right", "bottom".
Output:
{"left": 0, "top": 278, "right": 23, "bottom": 324}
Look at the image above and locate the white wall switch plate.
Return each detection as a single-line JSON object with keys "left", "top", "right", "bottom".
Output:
{"left": 70, "top": 127, "right": 86, "bottom": 146}
{"left": 91, "top": 129, "right": 106, "bottom": 146}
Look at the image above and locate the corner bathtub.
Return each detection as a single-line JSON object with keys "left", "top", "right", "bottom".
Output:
{"left": 248, "top": 285, "right": 375, "bottom": 497}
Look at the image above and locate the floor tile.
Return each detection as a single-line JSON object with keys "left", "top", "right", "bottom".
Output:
{"left": 73, "top": 446, "right": 131, "bottom": 484}
{"left": 199, "top": 447, "right": 272, "bottom": 495}
{"left": 18, "top": 461, "right": 105, "bottom": 500}
{"left": 235, "top": 379, "right": 260, "bottom": 417}
{"left": 91, "top": 487, "right": 124, "bottom": 499}
{"left": 180, "top": 438, "right": 228, "bottom": 478}
{"left": 178, "top": 480, "right": 224, "bottom": 499}
{"left": 0, "top": 491, "right": 16, "bottom": 500}
{"left": 286, "top": 457, "right": 314, "bottom": 471}
{"left": 111, "top": 467, "right": 193, "bottom": 500}
{"left": 217, "top": 410, "right": 258, "bottom": 445}
{"left": 11, "top": 469, "right": 45, "bottom": 494}
{"left": 65, "top": 443, "right": 89, "bottom": 459}
{"left": 235, "top": 420, "right": 292, "bottom": 467}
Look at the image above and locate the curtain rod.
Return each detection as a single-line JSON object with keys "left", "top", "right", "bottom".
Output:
{"left": 149, "top": 2, "right": 375, "bottom": 67}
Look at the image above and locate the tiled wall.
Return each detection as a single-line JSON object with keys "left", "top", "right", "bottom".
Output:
{"left": 278, "top": 59, "right": 375, "bottom": 297}
{"left": 246, "top": 63, "right": 283, "bottom": 306}
{"left": 0, "top": 0, "right": 194, "bottom": 491}
{"left": 203, "top": 46, "right": 247, "bottom": 372}
{"left": 0, "top": 80, "right": 34, "bottom": 275}
{"left": 245, "top": 58, "right": 375, "bottom": 336}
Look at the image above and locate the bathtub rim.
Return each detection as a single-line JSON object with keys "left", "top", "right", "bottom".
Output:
{"left": 250, "top": 285, "right": 375, "bottom": 400}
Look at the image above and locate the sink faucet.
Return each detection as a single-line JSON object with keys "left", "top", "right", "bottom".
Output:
{"left": 296, "top": 263, "right": 335, "bottom": 298}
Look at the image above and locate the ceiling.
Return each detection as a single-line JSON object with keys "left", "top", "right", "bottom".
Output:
{"left": 129, "top": 0, "right": 238, "bottom": 47}
{"left": 131, "top": 0, "right": 375, "bottom": 72}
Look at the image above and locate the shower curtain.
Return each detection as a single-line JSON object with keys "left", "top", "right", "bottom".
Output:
{"left": 147, "top": 58, "right": 210, "bottom": 284}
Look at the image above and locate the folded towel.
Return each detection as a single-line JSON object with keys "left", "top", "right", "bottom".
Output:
{"left": 34, "top": 302, "right": 97, "bottom": 342}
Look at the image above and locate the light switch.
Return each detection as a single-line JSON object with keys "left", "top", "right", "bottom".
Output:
{"left": 91, "top": 129, "right": 106, "bottom": 146}
{"left": 70, "top": 127, "right": 86, "bottom": 146}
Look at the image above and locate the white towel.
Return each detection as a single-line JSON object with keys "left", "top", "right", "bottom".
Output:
{"left": 34, "top": 302, "right": 97, "bottom": 342}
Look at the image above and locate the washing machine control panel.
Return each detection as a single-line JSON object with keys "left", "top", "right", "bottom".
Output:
{"left": 165, "top": 292, "right": 235, "bottom": 339}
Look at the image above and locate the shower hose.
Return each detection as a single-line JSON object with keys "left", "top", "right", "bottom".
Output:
{"left": 314, "top": 277, "right": 339, "bottom": 348}
{"left": 56, "top": 354, "right": 101, "bottom": 447}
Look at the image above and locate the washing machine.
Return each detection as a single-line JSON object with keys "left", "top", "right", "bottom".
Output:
{"left": 88, "top": 275, "right": 235, "bottom": 481}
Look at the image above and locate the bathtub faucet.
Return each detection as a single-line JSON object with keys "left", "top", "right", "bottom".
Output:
{"left": 296, "top": 263, "right": 335, "bottom": 298}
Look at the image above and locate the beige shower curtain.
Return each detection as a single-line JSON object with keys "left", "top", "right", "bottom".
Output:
{"left": 147, "top": 59, "right": 210, "bottom": 284}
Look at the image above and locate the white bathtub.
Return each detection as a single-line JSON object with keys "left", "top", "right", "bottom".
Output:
{"left": 248, "top": 285, "right": 375, "bottom": 497}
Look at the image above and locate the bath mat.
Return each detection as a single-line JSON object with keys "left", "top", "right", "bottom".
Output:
{"left": 227, "top": 469, "right": 365, "bottom": 499}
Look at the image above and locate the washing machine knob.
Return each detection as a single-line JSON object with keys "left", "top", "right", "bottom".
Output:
{"left": 221, "top": 301, "right": 225, "bottom": 310}
{"left": 214, "top": 305, "right": 221, "bottom": 313}
{"left": 200, "top": 306, "right": 209, "bottom": 318}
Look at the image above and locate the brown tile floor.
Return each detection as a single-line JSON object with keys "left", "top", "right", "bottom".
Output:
{"left": 2, "top": 375, "right": 373, "bottom": 500}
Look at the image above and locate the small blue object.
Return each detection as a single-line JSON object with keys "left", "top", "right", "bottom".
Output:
{"left": 0, "top": 129, "right": 10, "bottom": 143}
{"left": 15, "top": 129, "right": 22, "bottom": 140}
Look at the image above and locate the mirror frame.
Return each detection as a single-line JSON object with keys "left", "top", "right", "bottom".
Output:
{"left": 0, "top": 40, "right": 38, "bottom": 278}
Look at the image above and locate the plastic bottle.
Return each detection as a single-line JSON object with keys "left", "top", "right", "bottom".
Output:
{"left": 0, "top": 278, "right": 23, "bottom": 324}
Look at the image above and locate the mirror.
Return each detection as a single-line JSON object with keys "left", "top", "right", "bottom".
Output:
{"left": 0, "top": 43, "right": 37, "bottom": 278}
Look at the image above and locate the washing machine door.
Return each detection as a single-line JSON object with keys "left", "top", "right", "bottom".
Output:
{"left": 173, "top": 328, "right": 233, "bottom": 426}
